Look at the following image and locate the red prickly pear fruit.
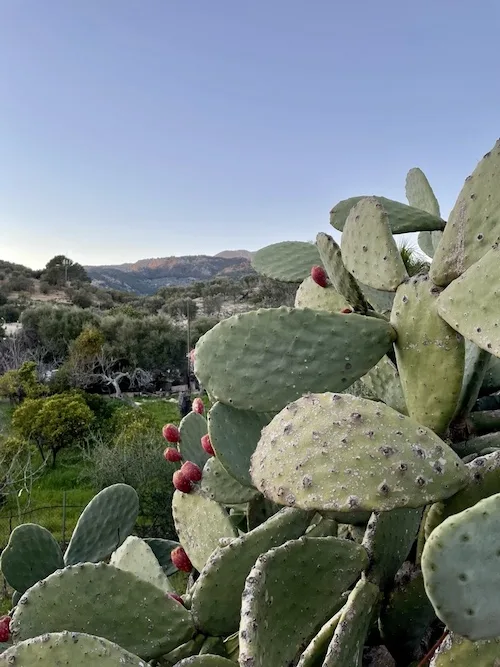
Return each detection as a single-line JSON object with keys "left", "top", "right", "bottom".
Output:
{"left": 192, "top": 397, "right": 204, "bottom": 415}
{"left": 181, "top": 461, "right": 202, "bottom": 483}
{"left": 172, "top": 470, "right": 192, "bottom": 493}
{"left": 171, "top": 546, "right": 193, "bottom": 572}
{"left": 201, "top": 434, "right": 215, "bottom": 456}
{"left": 189, "top": 349, "right": 196, "bottom": 364}
{"left": 0, "top": 616, "right": 10, "bottom": 642}
{"left": 164, "top": 447, "right": 182, "bottom": 463}
{"left": 311, "top": 265, "right": 328, "bottom": 287}
{"left": 163, "top": 423, "right": 180, "bottom": 443}
{"left": 167, "top": 592, "right": 185, "bottom": 606}
{"left": 340, "top": 307, "right": 353, "bottom": 314}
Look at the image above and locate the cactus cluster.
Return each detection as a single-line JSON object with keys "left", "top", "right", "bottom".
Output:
{"left": 3, "top": 138, "right": 500, "bottom": 665}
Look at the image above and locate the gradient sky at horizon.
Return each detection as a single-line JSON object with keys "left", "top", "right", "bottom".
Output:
{"left": 2, "top": 1, "right": 500, "bottom": 268}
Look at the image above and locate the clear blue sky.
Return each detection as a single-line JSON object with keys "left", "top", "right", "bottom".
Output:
{"left": 2, "top": 1, "right": 500, "bottom": 268}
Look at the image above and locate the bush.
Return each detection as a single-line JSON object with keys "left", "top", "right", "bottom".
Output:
{"left": 82, "top": 433, "right": 177, "bottom": 540}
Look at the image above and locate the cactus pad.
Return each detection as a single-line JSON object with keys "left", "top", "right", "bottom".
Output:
{"left": 418, "top": 230, "right": 442, "bottom": 258}
{"left": 110, "top": 535, "right": 173, "bottom": 592}
{"left": 421, "top": 492, "right": 500, "bottom": 640}
{"left": 360, "top": 355, "right": 407, "bottom": 414}
{"left": 208, "top": 402, "right": 271, "bottom": 487}
{"left": 239, "top": 536, "right": 368, "bottom": 667}
{"left": 10, "top": 563, "right": 195, "bottom": 659}
{"left": 179, "top": 411, "right": 211, "bottom": 469}
{"left": 191, "top": 507, "right": 311, "bottom": 635}
{"left": 436, "top": 243, "right": 500, "bottom": 357}
{"left": 296, "top": 605, "right": 345, "bottom": 667}
{"left": 294, "top": 276, "right": 351, "bottom": 312}
{"left": 0, "top": 523, "right": 64, "bottom": 594}
{"left": 341, "top": 197, "right": 408, "bottom": 291}
{"left": 379, "top": 566, "right": 437, "bottom": 665}
{"left": 0, "top": 632, "right": 146, "bottom": 666}
{"left": 200, "top": 456, "right": 260, "bottom": 504}
{"left": 143, "top": 537, "right": 181, "bottom": 575}
{"left": 425, "top": 450, "right": 500, "bottom": 538}
{"left": 194, "top": 307, "right": 396, "bottom": 413}
{"left": 172, "top": 489, "right": 237, "bottom": 572}
{"left": 315, "top": 232, "right": 368, "bottom": 312}
{"left": 64, "top": 483, "right": 139, "bottom": 566}
{"left": 391, "top": 274, "right": 465, "bottom": 434}
{"left": 431, "top": 139, "right": 500, "bottom": 286}
{"left": 405, "top": 167, "right": 441, "bottom": 217}
{"left": 429, "top": 633, "right": 500, "bottom": 666}
{"left": 251, "top": 392, "right": 468, "bottom": 513}
{"left": 358, "top": 281, "right": 395, "bottom": 314}
{"left": 322, "top": 577, "right": 381, "bottom": 667}
{"left": 362, "top": 508, "right": 423, "bottom": 589}
{"left": 330, "top": 196, "right": 446, "bottom": 233}
{"left": 251, "top": 241, "right": 323, "bottom": 282}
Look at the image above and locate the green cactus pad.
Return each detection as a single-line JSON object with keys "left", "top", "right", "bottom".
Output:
{"left": 405, "top": 167, "right": 441, "bottom": 217}
{"left": 251, "top": 392, "right": 468, "bottom": 513}
{"left": 341, "top": 197, "right": 408, "bottom": 291}
{"left": 418, "top": 230, "right": 442, "bottom": 259}
{"left": 64, "top": 483, "right": 139, "bottom": 566}
{"left": 360, "top": 355, "right": 407, "bottom": 414}
{"left": 175, "top": 657, "right": 236, "bottom": 666}
{"left": 207, "top": 402, "right": 272, "bottom": 488}
{"left": 431, "top": 139, "right": 500, "bottom": 286}
{"left": 484, "top": 355, "right": 500, "bottom": 391}
{"left": 358, "top": 281, "right": 395, "bottom": 314}
{"left": 251, "top": 241, "right": 322, "bottom": 282}
{"left": 0, "top": 523, "right": 64, "bottom": 594}
{"left": 191, "top": 507, "right": 311, "bottom": 636}
{"left": 247, "top": 496, "right": 282, "bottom": 530}
{"left": 322, "top": 577, "right": 381, "bottom": 667}
{"left": 110, "top": 535, "right": 173, "bottom": 593}
{"left": 143, "top": 537, "right": 181, "bottom": 575}
{"left": 200, "top": 456, "right": 260, "bottom": 504}
{"left": 0, "top": 631, "right": 146, "bottom": 666}
{"left": 172, "top": 489, "right": 237, "bottom": 572}
{"left": 10, "top": 563, "right": 195, "bottom": 660}
{"left": 238, "top": 536, "right": 368, "bottom": 667}
{"left": 421, "top": 492, "right": 500, "bottom": 640}
{"left": 194, "top": 307, "right": 396, "bottom": 413}
{"left": 362, "top": 508, "right": 423, "bottom": 589}
{"left": 159, "top": 635, "right": 207, "bottom": 665}
{"left": 294, "top": 276, "right": 351, "bottom": 312}
{"left": 296, "top": 606, "right": 345, "bottom": 667}
{"left": 430, "top": 633, "right": 500, "bottom": 666}
{"left": 315, "top": 232, "right": 368, "bottom": 312}
{"left": 306, "top": 516, "right": 338, "bottom": 537}
{"left": 379, "top": 567, "right": 437, "bottom": 665}
{"left": 330, "top": 195, "right": 445, "bottom": 234}
{"left": 391, "top": 274, "right": 465, "bottom": 434}
{"left": 425, "top": 450, "right": 500, "bottom": 538}
{"left": 436, "top": 244, "right": 500, "bottom": 357}
{"left": 179, "top": 411, "right": 211, "bottom": 469}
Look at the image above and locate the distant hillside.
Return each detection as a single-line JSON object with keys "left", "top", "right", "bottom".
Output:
{"left": 215, "top": 249, "right": 254, "bottom": 260}
{"left": 86, "top": 254, "right": 255, "bottom": 295}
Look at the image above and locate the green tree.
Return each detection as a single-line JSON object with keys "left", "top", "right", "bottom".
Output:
{"left": 42, "top": 255, "right": 90, "bottom": 287}
{"left": 21, "top": 305, "right": 97, "bottom": 358}
{"left": 0, "top": 361, "right": 47, "bottom": 403}
{"left": 12, "top": 393, "right": 94, "bottom": 467}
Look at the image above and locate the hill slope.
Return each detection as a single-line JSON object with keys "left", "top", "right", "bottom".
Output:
{"left": 86, "top": 254, "right": 255, "bottom": 295}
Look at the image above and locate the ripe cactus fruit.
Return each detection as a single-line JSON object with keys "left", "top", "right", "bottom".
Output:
{"left": 192, "top": 397, "right": 205, "bottom": 414}
{"left": 163, "top": 423, "right": 181, "bottom": 443}
{"left": 310, "top": 265, "right": 328, "bottom": 287}
{"left": 0, "top": 616, "right": 10, "bottom": 642}
{"left": 172, "top": 471, "right": 193, "bottom": 493}
{"left": 201, "top": 434, "right": 215, "bottom": 456}
{"left": 164, "top": 447, "right": 182, "bottom": 462}
{"left": 170, "top": 546, "right": 193, "bottom": 573}
{"left": 181, "top": 461, "right": 202, "bottom": 483}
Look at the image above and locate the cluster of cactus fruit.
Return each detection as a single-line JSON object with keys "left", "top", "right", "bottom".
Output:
{"left": 3, "top": 140, "right": 500, "bottom": 666}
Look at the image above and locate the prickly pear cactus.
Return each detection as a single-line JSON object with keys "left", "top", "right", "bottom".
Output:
{"left": 6, "top": 137, "right": 500, "bottom": 667}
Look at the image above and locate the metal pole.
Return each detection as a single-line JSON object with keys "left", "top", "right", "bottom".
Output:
{"left": 186, "top": 300, "right": 191, "bottom": 388}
